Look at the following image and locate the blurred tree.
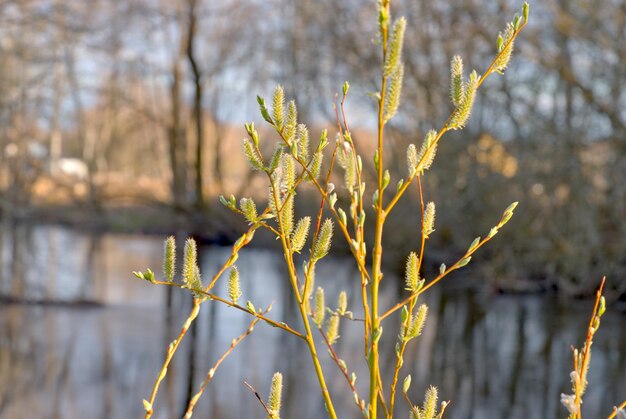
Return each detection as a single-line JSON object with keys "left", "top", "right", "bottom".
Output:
{"left": 0, "top": 0, "right": 623, "bottom": 294}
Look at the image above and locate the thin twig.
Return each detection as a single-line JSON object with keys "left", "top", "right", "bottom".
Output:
{"left": 318, "top": 327, "right": 366, "bottom": 414}
{"left": 438, "top": 401, "right": 451, "bottom": 418}
{"left": 152, "top": 280, "right": 304, "bottom": 339}
{"left": 574, "top": 276, "right": 606, "bottom": 418}
{"left": 184, "top": 314, "right": 263, "bottom": 418}
{"left": 266, "top": 161, "right": 339, "bottom": 419}
{"left": 335, "top": 89, "right": 371, "bottom": 354}
{"left": 381, "top": 224, "right": 499, "bottom": 320}
{"left": 302, "top": 138, "right": 340, "bottom": 306}
{"left": 273, "top": 126, "right": 373, "bottom": 286}
{"left": 144, "top": 299, "right": 201, "bottom": 419}
{"left": 368, "top": 4, "right": 392, "bottom": 415}
{"left": 244, "top": 381, "right": 272, "bottom": 416}
{"left": 402, "top": 390, "right": 413, "bottom": 410}
{"left": 608, "top": 400, "right": 626, "bottom": 419}
{"left": 384, "top": 19, "right": 528, "bottom": 217}
{"left": 387, "top": 175, "right": 427, "bottom": 417}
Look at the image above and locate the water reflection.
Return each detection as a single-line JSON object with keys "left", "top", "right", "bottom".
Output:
{"left": 0, "top": 224, "right": 624, "bottom": 418}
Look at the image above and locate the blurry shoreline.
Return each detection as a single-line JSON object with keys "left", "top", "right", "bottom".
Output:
{"left": 0, "top": 199, "right": 601, "bottom": 299}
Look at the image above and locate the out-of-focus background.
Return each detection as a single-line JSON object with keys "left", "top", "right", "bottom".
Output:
{"left": 0, "top": 0, "right": 624, "bottom": 418}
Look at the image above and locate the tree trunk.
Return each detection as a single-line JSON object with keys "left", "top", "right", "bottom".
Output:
{"left": 169, "top": 24, "right": 188, "bottom": 209}
{"left": 186, "top": 0, "right": 205, "bottom": 208}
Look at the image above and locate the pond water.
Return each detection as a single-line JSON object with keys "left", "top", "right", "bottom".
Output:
{"left": 0, "top": 222, "right": 624, "bottom": 419}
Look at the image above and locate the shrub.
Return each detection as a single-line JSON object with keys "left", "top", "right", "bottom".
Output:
{"left": 133, "top": 1, "right": 621, "bottom": 418}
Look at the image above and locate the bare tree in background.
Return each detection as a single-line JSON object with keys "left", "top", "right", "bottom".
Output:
{"left": 0, "top": 0, "right": 623, "bottom": 293}
{"left": 185, "top": 0, "right": 205, "bottom": 207}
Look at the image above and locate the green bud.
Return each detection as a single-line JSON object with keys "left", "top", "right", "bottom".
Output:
{"left": 328, "top": 193, "right": 337, "bottom": 209}
{"left": 457, "top": 256, "right": 472, "bottom": 268}
{"left": 468, "top": 237, "right": 481, "bottom": 252}
{"left": 372, "top": 326, "right": 383, "bottom": 343}
{"left": 338, "top": 208, "right": 347, "bottom": 226}
{"left": 358, "top": 210, "right": 366, "bottom": 227}
{"left": 403, "top": 375, "right": 412, "bottom": 394}
{"left": 343, "top": 81, "right": 350, "bottom": 96}
{"left": 337, "top": 291, "right": 348, "bottom": 315}
{"left": 257, "top": 95, "right": 273, "bottom": 124}
{"left": 497, "top": 201, "right": 518, "bottom": 228}
{"left": 598, "top": 296, "right": 606, "bottom": 317}
{"left": 143, "top": 269, "right": 155, "bottom": 282}
{"left": 401, "top": 305, "right": 409, "bottom": 323}
{"left": 246, "top": 300, "right": 255, "bottom": 313}
{"left": 382, "top": 170, "right": 390, "bottom": 190}
{"left": 317, "top": 129, "right": 328, "bottom": 151}
{"left": 523, "top": 2, "right": 530, "bottom": 22}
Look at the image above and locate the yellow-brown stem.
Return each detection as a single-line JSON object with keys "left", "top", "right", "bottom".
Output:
{"left": 370, "top": 7, "right": 390, "bottom": 417}
{"left": 607, "top": 400, "right": 626, "bottom": 419}
{"left": 335, "top": 92, "right": 371, "bottom": 353}
{"left": 184, "top": 316, "right": 261, "bottom": 418}
{"left": 381, "top": 232, "right": 498, "bottom": 320}
{"left": 144, "top": 300, "right": 200, "bottom": 419}
{"left": 387, "top": 176, "right": 427, "bottom": 416}
{"left": 318, "top": 327, "right": 366, "bottom": 414}
{"left": 574, "top": 277, "right": 606, "bottom": 418}
{"left": 153, "top": 280, "right": 303, "bottom": 338}
{"left": 385, "top": 20, "right": 527, "bottom": 217}
{"left": 270, "top": 176, "right": 338, "bottom": 419}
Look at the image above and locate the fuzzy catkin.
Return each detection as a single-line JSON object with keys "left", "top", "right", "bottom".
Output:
{"left": 291, "top": 217, "right": 311, "bottom": 253}
{"left": 405, "top": 252, "right": 420, "bottom": 291}
{"left": 267, "top": 372, "right": 283, "bottom": 419}
{"left": 272, "top": 85, "right": 285, "bottom": 131}
{"left": 450, "top": 55, "right": 464, "bottom": 107}
{"left": 228, "top": 266, "right": 241, "bottom": 304}
{"left": 163, "top": 236, "right": 176, "bottom": 282}
{"left": 313, "top": 219, "right": 333, "bottom": 261}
